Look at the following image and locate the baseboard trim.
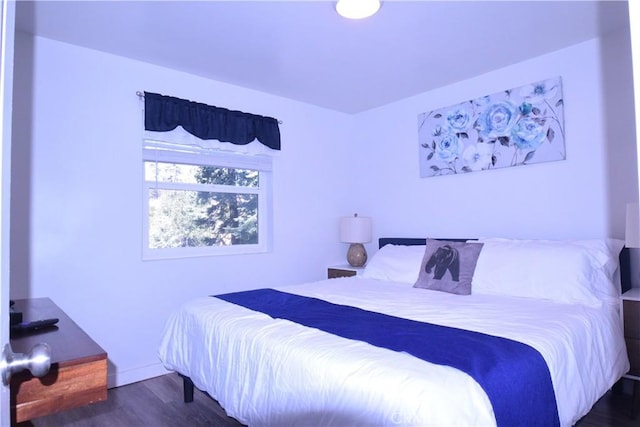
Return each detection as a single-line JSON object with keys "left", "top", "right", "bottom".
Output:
{"left": 108, "top": 362, "right": 171, "bottom": 388}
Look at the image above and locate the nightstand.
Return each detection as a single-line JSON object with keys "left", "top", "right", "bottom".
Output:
{"left": 622, "top": 287, "right": 640, "bottom": 418}
{"left": 10, "top": 298, "right": 107, "bottom": 423}
{"left": 327, "top": 264, "right": 364, "bottom": 279}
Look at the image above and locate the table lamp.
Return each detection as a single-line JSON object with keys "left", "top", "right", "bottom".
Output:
{"left": 340, "top": 213, "right": 372, "bottom": 267}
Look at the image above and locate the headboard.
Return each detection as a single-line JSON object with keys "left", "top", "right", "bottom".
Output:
{"left": 378, "top": 237, "right": 632, "bottom": 293}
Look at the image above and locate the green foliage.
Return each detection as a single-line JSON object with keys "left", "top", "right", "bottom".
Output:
{"left": 147, "top": 162, "right": 259, "bottom": 249}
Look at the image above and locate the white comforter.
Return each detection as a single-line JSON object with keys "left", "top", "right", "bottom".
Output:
{"left": 158, "top": 278, "right": 629, "bottom": 427}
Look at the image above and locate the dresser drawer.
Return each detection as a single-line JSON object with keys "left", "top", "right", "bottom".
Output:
{"left": 626, "top": 338, "right": 640, "bottom": 376}
{"left": 13, "top": 358, "right": 107, "bottom": 422}
{"left": 624, "top": 300, "right": 640, "bottom": 339}
{"left": 328, "top": 268, "right": 357, "bottom": 279}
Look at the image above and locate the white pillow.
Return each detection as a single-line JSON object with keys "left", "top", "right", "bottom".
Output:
{"left": 472, "top": 238, "right": 624, "bottom": 306}
{"left": 361, "top": 244, "right": 426, "bottom": 283}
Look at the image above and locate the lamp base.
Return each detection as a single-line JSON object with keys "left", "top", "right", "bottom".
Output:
{"left": 346, "top": 243, "right": 367, "bottom": 267}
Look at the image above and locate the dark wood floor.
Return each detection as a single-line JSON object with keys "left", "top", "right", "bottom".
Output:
{"left": 15, "top": 373, "right": 638, "bottom": 426}
{"left": 16, "top": 374, "right": 243, "bottom": 427}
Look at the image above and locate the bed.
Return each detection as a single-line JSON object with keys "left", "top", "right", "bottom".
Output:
{"left": 158, "top": 237, "right": 631, "bottom": 426}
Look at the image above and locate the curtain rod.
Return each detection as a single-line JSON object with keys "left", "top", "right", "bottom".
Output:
{"left": 136, "top": 91, "right": 283, "bottom": 125}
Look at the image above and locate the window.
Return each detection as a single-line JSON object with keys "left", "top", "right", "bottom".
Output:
{"left": 142, "top": 141, "right": 272, "bottom": 259}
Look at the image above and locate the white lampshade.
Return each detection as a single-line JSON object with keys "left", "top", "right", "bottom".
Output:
{"left": 626, "top": 203, "right": 640, "bottom": 248}
{"left": 340, "top": 214, "right": 372, "bottom": 244}
{"left": 335, "top": 0, "right": 381, "bottom": 20}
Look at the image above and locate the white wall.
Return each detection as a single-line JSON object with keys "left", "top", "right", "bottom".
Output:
{"left": 352, "top": 26, "right": 637, "bottom": 256}
{"left": 11, "top": 33, "right": 357, "bottom": 386}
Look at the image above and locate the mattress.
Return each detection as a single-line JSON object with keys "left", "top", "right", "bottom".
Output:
{"left": 158, "top": 277, "right": 629, "bottom": 426}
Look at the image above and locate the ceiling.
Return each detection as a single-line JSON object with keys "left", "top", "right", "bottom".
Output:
{"left": 15, "top": 1, "right": 630, "bottom": 114}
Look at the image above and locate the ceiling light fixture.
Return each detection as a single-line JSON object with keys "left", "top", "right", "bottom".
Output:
{"left": 335, "top": 0, "right": 381, "bottom": 20}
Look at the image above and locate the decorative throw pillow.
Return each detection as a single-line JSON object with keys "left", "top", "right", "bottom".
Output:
{"left": 413, "top": 239, "right": 484, "bottom": 295}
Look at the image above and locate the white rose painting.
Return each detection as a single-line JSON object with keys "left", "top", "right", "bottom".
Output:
{"left": 418, "top": 77, "right": 565, "bottom": 178}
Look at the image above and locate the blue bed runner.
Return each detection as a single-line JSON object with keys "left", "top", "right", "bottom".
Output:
{"left": 215, "top": 288, "right": 560, "bottom": 427}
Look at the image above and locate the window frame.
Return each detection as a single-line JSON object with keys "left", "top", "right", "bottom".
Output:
{"left": 142, "top": 141, "right": 272, "bottom": 260}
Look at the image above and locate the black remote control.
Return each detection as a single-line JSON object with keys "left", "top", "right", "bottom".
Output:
{"left": 11, "top": 318, "right": 59, "bottom": 333}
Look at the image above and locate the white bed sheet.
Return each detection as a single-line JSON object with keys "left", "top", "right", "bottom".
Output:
{"left": 158, "top": 277, "right": 629, "bottom": 427}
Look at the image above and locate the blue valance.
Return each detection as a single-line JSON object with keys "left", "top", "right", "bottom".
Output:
{"left": 144, "top": 92, "right": 281, "bottom": 150}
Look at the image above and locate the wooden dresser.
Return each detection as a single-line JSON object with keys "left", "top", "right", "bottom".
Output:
{"left": 9, "top": 298, "right": 107, "bottom": 423}
{"left": 622, "top": 288, "right": 640, "bottom": 418}
{"left": 623, "top": 288, "right": 640, "bottom": 377}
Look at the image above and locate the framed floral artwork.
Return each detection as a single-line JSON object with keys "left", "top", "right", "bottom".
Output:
{"left": 417, "top": 76, "right": 565, "bottom": 177}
